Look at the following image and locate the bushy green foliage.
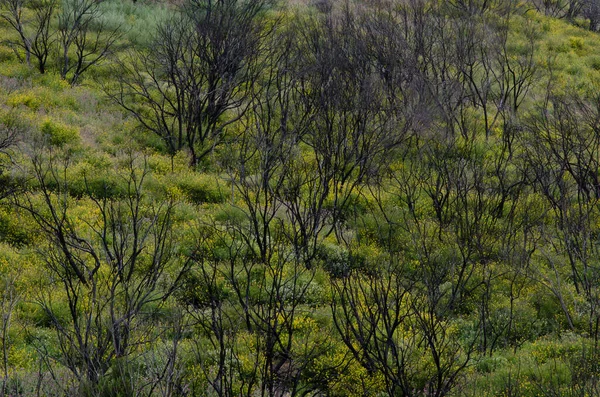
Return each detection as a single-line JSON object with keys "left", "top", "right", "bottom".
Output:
{"left": 39, "top": 117, "right": 79, "bottom": 146}
{"left": 2, "top": 0, "right": 600, "bottom": 395}
{"left": 0, "top": 207, "right": 29, "bottom": 246}
{"left": 99, "top": 0, "right": 173, "bottom": 46}
{"left": 174, "top": 172, "right": 226, "bottom": 204}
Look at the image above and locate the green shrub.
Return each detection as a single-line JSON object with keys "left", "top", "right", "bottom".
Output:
{"left": 97, "top": 0, "right": 173, "bottom": 46}
{"left": 0, "top": 45, "right": 15, "bottom": 62}
{"left": 0, "top": 63, "right": 34, "bottom": 80}
{"left": 0, "top": 206, "right": 29, "bottom": 246}
{"left": 7, "top": 91, "right": 41, "bottom": 110}
{"left": 93, "top": 358, "right": 137, "bottom": 397}
{"left": 37, "top": 72, "right": 69, "bottom": 91}
{"left": 214, "top": 205, "right": 246, "bottom": 226}
{"left": 40, "top": 117, "right": 79, "bottom": 146}
{"left": 587, "top": 56, "right": 600, "bottom": 70}
{"left": 176, "top": 172, "right": 225, "bottom": 204}
{"left": 317, "top": 243, "right": 353, "bottom": 277}
{"left": 20, "top": 300, "right": 70, "bottom": 328}
{"left": 529, "top": 336, "right": 582, "bottom": 365}
{"left": 475, "top": 355, "right": 508, "bottom": 374}
{"left": 68, "top": 172, "right": 127, "bottom": 199}
{"left": 569, "top": 36, "right": 585, "bottom": 51}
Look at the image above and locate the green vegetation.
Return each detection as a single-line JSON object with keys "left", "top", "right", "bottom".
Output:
{"left": 3, "top": 0, "right": 600, "bottom": 396}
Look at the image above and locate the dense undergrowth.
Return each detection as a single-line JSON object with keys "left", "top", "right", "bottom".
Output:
{"left": 2, "top": 0, "right": 600, "bottom": 396}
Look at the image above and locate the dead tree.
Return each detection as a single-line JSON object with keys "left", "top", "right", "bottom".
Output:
{"left": 58, "top": 0, "right": 121, "bottom": 84}
{"left": 0, "top": 0, "right": 56, "bottom": 73}
{"left": 16, "top": 151, "right": 190, "bottom": 394}
{"left": 108, "top": 0, "right": 272, "bottom": 165}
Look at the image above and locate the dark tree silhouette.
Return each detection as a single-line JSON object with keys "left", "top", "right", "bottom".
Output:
{"left": 0, "top": 0, "right": 56, "bottom": 73}
{"left": 109, "top": 0, "right": 273, "bottom": 165}
{"left": 16, "top": 151, "right": 191, "bottom": 394}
